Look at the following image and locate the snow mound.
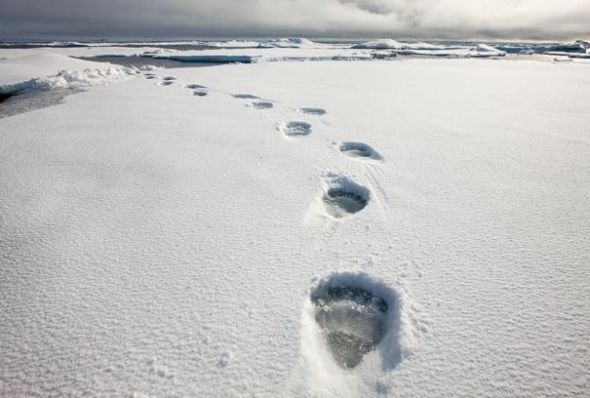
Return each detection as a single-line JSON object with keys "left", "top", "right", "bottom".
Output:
{"left": 352, "top": 39, "right": 405, "bottom": 49}
{"left": 476, "top": 43, "right": 505, "bottom": 55}
{"left": 0, "top": 53, "right": 138, "bottom": 87}
{"left": 258, "top": 38, "right": 330, "bottom": 49}
{"left": 141, "top": 48, "right": 175, "bottom": 57}
{"left": 207, "top": 40, "right": 261, "bottom": 48}
{"left": 1, "top": 66, "right": 135, "bottom": 93}
{"left": 404, "top": 41, "right": 445, "bottom": 50}
{"left": 46, "top": 41, "right": 88, "bottom": 48}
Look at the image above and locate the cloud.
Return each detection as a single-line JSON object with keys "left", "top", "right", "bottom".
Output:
{"left": 337, "top": 0, "right": 396, "bottom": 15}
{"left": 0, "top": 0, "right": 589, "bottom": 40}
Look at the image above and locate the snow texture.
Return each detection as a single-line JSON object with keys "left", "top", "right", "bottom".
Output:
{"left": 0, "top": 50, "right": 589, "bottom": 398}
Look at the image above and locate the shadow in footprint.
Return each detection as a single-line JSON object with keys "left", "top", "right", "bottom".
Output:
{"left": 321, "top": 175, "right": 369, "bottom": 219}
{"left": 301, "top": 107, "right": 327, "bottom": 116}
{"left": 162, "top": 76, "right": 176, "bottom": 81}
{"left": 187, "top": 83, "right": 207, "bottom": 89}
{"left": 310, "top": 272, "right": 401, "bottom": 370}
{"left": 253, "top": 101, "right": 273, "bottom": 109}
{"left": 340, "top": 142, "right": 382, "bottom": 161}
{"left": 232, "top": 94, "right": 258, "bottom": 99}
{"left": 279, "top": 121, "right": 312, "bottom": 137}
{"left": 194, "top": 91, "right": 208, "bottom": 97}
{"left": 161, "top": 81, "right": 175, "bottom": 86}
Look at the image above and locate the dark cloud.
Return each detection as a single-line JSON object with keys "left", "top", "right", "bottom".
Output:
{"left": 337, "top": 0, "right": 396, "bottom": 15}
{"left": 0, "top": 0, "right": 588, "bottom": 40}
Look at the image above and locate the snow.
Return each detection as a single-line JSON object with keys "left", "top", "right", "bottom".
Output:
{"left": 353, "top": 39, "right": 406, "bottom": 49}
{"left": 352, "top": 39, "right": 504, "bottom": 56}
{"left": 208, "top": 40, "right": 262, "bottom": 48}
{"left": 1, "top": 50, "right": 589, "bottom": 398}
{"left": 144, "top": 48, "right": 379, "bottom": 63}
{"left": 257, "top": 38, "right": 335, "bottom": 49}
{"left": 0, "top": 53, "right": 135, "bottom": 86}
{"left": 2, "top": 66, "right": 135, "bottom": 93}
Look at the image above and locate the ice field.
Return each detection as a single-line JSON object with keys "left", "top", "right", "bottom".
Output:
{"left": 1, "top": 41, "right": 589, "bottom": 397}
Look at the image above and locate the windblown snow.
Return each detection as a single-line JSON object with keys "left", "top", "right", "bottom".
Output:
{"left": 0, "top": 41, "right": 589, "bottom": 398}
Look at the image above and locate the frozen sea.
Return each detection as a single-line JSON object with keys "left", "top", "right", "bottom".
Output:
{"left": 1, "top": 39, "right": 589, "bottom": 397}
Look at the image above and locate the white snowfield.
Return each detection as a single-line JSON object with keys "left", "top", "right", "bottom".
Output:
{"left": 0, "top": 53, "right": 136, "bottom": 87}
{"left": 0, "top": 50, "right": 589, "bottom": 398}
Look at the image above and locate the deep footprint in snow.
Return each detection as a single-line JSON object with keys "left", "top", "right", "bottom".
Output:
{"left": 232, "top": 93, "right": 259, "bottom": 99}
{"left": 193, "top": 91, "right": 208, "bottom": 97}
{"left": 279, "top": 121, "right": 312, "bottom": 137}
{"left": 252, "top": 101, "right": 273, "bottom": 109}
{"left": 339, "top": 142, "right": 382, "bottom": 161}
{"left": 311, "top": 274, "right": 391, "bottom": 369}
{"left": 322, "top": 176, "right": 369, "bottom": 218}
{"left": 162, "top": 76, "right": 177, "bottom": 81}
{"left": 300, "top": 107, "right": 327, "bottom": 116}
{"left": 186, "top": 83, "right": 207, "bottom": 89}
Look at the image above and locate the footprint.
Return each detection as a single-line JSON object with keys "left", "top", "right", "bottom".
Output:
{"left": 309, "top": 272, "right": 399, "bottom": 369}
{"left": 193, "top": 91, "right": 208, "bottom": 97}
{"left": 321, "top": 174, "right": 369, "bottom": 218}
{"left": 161, "top": 81, "right": 175, "bottom": 86}
{"left": 339, "top": 142, "right": 382, "bottom": 161}
{"left": 300, "top": 107, "right": 327, "bottom": 116}
{"left": 162, "top": 76, "right": 177, "bottom": 81}
{"left": 252, "top": 101, "right": 273, "bottom": 109}
{"left": 232, "top": 94, "right": 259, "bottom": 99}
{"left": 186, "top": 83, "right": 207, "bottom": 89}
{"left": 278, "top": 121, "right": 312, "bottom": 137}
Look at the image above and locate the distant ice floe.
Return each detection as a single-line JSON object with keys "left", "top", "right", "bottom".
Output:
{"left": 203, "top": 38, "right": 339, "bottom": 49}
{"left": 494, "top": 40, "right": 589, "bottom": 54}
{"left": 352, "top": 39, "right": 406, "bottom": 49}
{"left": 256, "top": 38, "right": 334, "bottom": 49}
{"left": 207, "top": 40, "right": 261, "bottom": 48}
{"left": 353, "top": 39, "right": 505, "bottom": 57}
{"left": 133, "top": 38, "right": 509, "bottom": 64}
{"left": 144, "top": 51, "right": 377, "bottom": 64}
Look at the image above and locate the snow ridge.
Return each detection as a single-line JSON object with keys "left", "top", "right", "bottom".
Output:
{"left": 1, "top": 66, "right": 136, "bottom": 93}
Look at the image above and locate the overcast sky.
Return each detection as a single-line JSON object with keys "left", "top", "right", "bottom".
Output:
{"left": 1, "top": 0, "right": 589, "bottom": 40}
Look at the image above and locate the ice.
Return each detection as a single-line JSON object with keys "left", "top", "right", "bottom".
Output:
{"left": 4, "top": 66, "right": 134, "bottom": 92}
{"left": 257, "top": 38, "right": 333, "bottom": 49}
{"left": 352, "top": 39, "right": 406, "bottom": 49}
{"left": 0, "top": 54, "right": 135, "bottom": 117}
{"left": 1, "top": 49, "right": 589, "bottom": 398}
{"left": 145, "top": 49, "right": 375, "bottom": 64}
{"left": 0, "top": 53, "right": 129, "bottom": 85}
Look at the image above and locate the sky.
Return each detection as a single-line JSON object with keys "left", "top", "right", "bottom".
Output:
{"left": 1, "top": 0, "right": 589, "bottom": 40}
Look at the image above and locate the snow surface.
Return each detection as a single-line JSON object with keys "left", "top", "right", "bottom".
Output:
{"left": 0, "top": 53, "right": 136, "bottom": 87}
{"left": 257, "top": 38, "right": 335, "bottom": 49}
{"left": 147, "top": 48, "right": 379, "bottom": 64}
{"left": 1, "top": 52, "right": 589, "bottom": 398}
{"left": 352, "top": 39, "right": 407, "bottom": 49}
